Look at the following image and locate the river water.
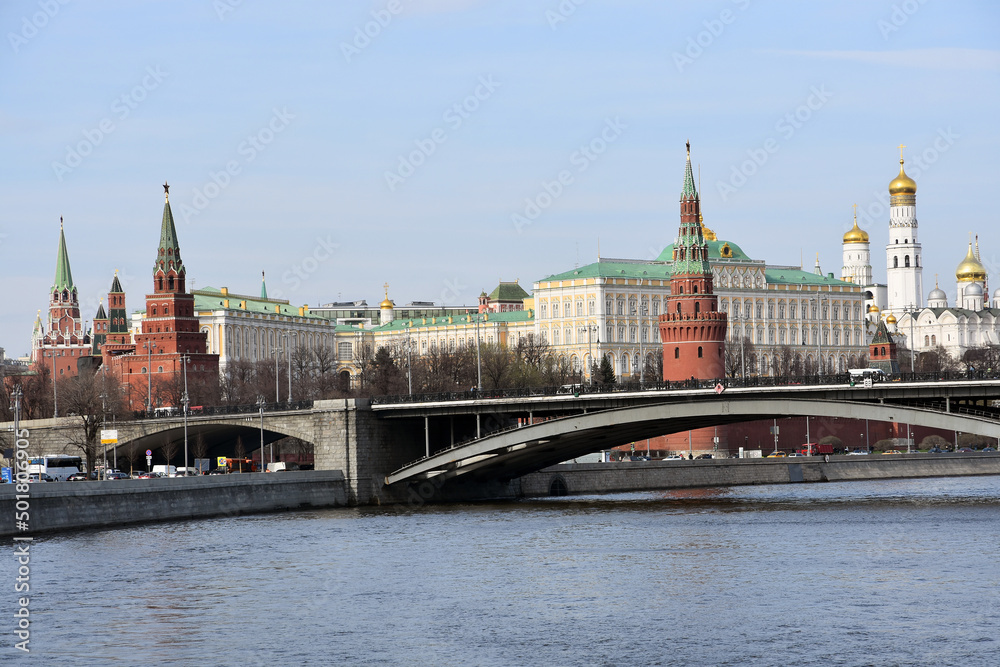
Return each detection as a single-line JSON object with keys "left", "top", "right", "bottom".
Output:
{"left": 7, "top": 476, "right": 1000, "bottom": 666}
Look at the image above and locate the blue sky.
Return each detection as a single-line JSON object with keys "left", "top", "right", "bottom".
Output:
{"left": 1, "top": 0, "right": 998, "bottom": 356}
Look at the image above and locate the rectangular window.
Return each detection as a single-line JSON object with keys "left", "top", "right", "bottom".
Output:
{"left": 338, "top": 342, "right": 352, "bottom": 361}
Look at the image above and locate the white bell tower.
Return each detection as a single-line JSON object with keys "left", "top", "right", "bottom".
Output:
{"left": 885, "top": 146, "right": 923, "bottom": 318}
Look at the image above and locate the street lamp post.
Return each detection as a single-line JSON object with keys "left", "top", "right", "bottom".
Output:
{"left": 257, "top": 396, "right": 265, "bottom": 473}
{"left": 50, "top": 349, "right": 58, "bottom": 418}
{"left": 285, "top": 332, "right": 295, "bottom": 402}
{"left": 579, "top": 324, "right": 597, "bottom": 385}
{"left": 404, "top": 326, "right": 413, "bottom": 396}
{"left": 181, "top": 354, "right": 190, "bottom": 475}
{"left": 273, "top": 346, "right": 280, "bottom": 403}
{"left": 144, "top": 341, "right": 156, "bottom": 414}
{"left": 471, "top": 313, "right": 483, "bottom": 393}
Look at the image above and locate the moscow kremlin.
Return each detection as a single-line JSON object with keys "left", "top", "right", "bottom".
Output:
{"left": 13, "top": 143, "right": 1000, "bottom": 455}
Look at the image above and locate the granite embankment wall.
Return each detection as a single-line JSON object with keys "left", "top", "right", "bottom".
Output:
{"left": 516, "top": 454, "right": 1000, "bottom": 497}
{"left": 0, "top": 471, "right": 347, "bottom": 536}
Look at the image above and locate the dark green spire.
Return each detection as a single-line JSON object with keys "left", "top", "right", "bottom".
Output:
{"left": 681, "top": 141, "right": 698, "bottom": 199}
{"left": 53, "top": 216, "right": 75, "bottom": 291}
{"left": 110, "top": 271, "right": 123, "bottom": 294}
{"left": 153, "top": 182, "right": 184, "bottom": 277}
{"left": 261, "top": 271, "right": 268, "bottom": 300}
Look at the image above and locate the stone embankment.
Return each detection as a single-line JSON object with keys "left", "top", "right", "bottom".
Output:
{"left": 516, "top": 453, "right": 1000, "bottom": 497}
{"left": 0, "top": 471, "right": 346, "bottom": 536}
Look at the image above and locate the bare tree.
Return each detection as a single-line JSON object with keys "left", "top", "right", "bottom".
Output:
{"left": 160, "top": 434, "right": 179, "bottom": 471}
{"left": 233, "top": 436, "right": 246, "bottom": 472}
{"left": 60, "top": 368, "right": 126, "bottom": 474}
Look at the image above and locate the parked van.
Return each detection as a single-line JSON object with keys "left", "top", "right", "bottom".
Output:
{"left": 266, "top": 462, "right": 301, "bottom": 473}
{"left": 152, "top": 465, "right": 176, "bottom": 477}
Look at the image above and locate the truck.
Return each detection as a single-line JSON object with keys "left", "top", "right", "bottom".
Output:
{"left": 799, "top": 443, "right": 834, "bottom": 456}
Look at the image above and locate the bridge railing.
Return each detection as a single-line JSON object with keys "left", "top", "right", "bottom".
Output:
{"left": 130, "top": 399, "right": 315, "bottom": 421}
{"left": 371, "top": 370, "right": 999, "bottom": 406}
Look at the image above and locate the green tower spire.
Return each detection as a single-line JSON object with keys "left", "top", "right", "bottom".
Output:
{"left": 261, "top": 271, "right": 268, "bottom": 300}
{"left": 681, "top": 140, "right": 698, "bottom": 199}
{"left": 153, "top": 182, "right": 184, "bottom": 278}
{"left": 53, "top": 216, "right": 75, "bottom": 291}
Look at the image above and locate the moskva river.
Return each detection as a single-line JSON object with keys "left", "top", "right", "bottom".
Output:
{"left": 7, "top": 476, "right": 1000, "bottom": 666}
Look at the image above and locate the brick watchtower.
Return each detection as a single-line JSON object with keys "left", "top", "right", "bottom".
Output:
{"left": 115, "top": 183, "right": 219, "bottom": 410}
{"left": 659, "top": 142, "right": 727, "bottom": 382}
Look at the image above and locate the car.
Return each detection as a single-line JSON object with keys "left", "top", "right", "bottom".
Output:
{"left": 927, "top": 447, "right": 944, "bottom": 454}
{"left": 982, "top": 447, "right": 997, "bottom": 452}
{"left": 957, "top": 447, "right": 976, "bottom": 453}
{"left": 663, "top": 455, "right": 684, "bottom": 461}
{"left": 172, "top": 470, "right": 200, "bottom": 477}
{"left": 696, "top": 453, "right": 713, "bottom": 459}
{"left": 882, "top": 450, "right": 903, "bottom": 455}
{"left": 847, "top": 450, "right": 868, "bottom": 455}
{"left": 66, "top": 472, "right": 90, "bottom": 481}
{"left": 766, "top": 452, "right": 786, "bottom": 458}
{"left": 105, "top": 472, "right": 130, "bottom": 480}
{"left": 207, "top": 468, "right": 228, "bottom": 475}
{"left": 27, "top": 473, "right": 55, "bottom": 483}
{"left": 787, "top": 453, "right": 805, "bottom": 458}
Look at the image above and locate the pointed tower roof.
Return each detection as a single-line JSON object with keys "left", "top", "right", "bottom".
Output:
{"left": 681, "top": 141, "right": 698, "bottom": 199}
{"left": 32, "top": 310, "right": 43, "bottom": 337}
{"left": 154, "top": 182, "right": 184, "bottom": 277}
{"left": 53, "top": 217, "right": 75, "bottom": 291}
{"left": 110, "top": 270, "right": 123, "bottom": 293}
{"left": 94, "top": 299, "right": 106, "bottom": 320}
{"left": 260, "top": 271, "right": 268, "bottom": 300}
{"left": 871, "top": 318, "right": 894, "bottom": 345}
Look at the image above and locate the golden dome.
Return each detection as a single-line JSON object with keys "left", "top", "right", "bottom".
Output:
{"left": 700, "top": 219, "right": 718, "bottom": 241}
{"left": 842, "top": 215, "right": 869, "bottom": 244}
{"left": 955, "top": 243, "right": 987, "bottom": 282}
{"left": 885, "top": 313, "right": 897, "bottom": 325}
{"left": 868, "top": 304, "right": 880, "bottom": 313}
{"left": 380, "top": 297, "right": 393, "bottom": 309}
{"left": 888, "top": 159, "right": 917, "bottom": 196}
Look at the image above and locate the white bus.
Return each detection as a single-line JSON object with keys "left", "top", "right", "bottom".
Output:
{"left": 848, "top": 368, "right": 888, "bottom": 384}
{"left": 28, "top": 455, "right": 83, "bottom": 481}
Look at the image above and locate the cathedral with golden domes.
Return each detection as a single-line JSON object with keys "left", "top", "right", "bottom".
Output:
{"left": 842, "top": 149, "right": 998, "bottom": 365}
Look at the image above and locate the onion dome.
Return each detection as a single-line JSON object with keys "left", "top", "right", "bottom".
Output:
{"left": 928, "top": 284, "right": 947, "bottom": 302}
{"left": 966, "top": 282, "right": 984, "bottom": 296}
{"left": 956, "top": 243, "right": 987, "bottom": 282}
{"left": 380, "top": 297, "right": 393, "bottom": 309}
{"left": 842, "top": 214, "right": 869, "bottom": 244}
{"left": 868, "top": 304, "right": 880, "bottom": 314}
{"left": 889, "top": 159, "right": 917, "bottom": 196}
{"left": 885, "top": 313, "right": 897, "bottom": 325}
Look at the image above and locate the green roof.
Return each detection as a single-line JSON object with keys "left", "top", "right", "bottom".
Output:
{"left": 764, "top": 267, "right": 856, "bottom": 287}
{"left": 192, "top": 287, "right": 329, "bottom": 320}
{"left": 52, "top": 220, "right": 74, "bottom": 291}
{"left": 656, "top": 238, "right": 753, "bottom": 262}
{"left": 373, "top": 308, "right": 534, "bottom": 333}
{"left": 541, "top": 259, "right": 673, "bottom": 282}
{"left": 488, "top": 281, "right": 530, "bottom": 302}
{"left": 681, "top": 145, "right": 698, "bottom": 198}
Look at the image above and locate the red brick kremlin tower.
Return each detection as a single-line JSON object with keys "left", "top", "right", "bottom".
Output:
{"left": 113, "top": 184, "right": 219, "bottom": 411}
{"left": 659, "top": 142, "right": 727, "bottom": 381}
{"left": 31, "top": 218, "right": 92, "bottom": 379}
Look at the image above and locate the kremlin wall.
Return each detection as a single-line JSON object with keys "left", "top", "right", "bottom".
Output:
{"left": 20, "top": 145, "right": 1000, "bottom": 456}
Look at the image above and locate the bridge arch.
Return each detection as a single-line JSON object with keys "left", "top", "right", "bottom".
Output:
{"left": 386, "top": 398, "right": 1000, "bottom": 486}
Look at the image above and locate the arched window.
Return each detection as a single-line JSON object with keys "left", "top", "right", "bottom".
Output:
{"left": 676, "top": 303, "right": 682, "bottom": 314}
{"left": 693, "top": 284, "right": 699, "bottom": 294}
{"left": 893, "top": 256, "right": 898, "bottom": 268}
{"left": 904, "top": 255, "right": 910, "bottom": 268}
{"left": 698, "top": 346, "right": 703, "bottom": 358}
{"left": 694, "top": 302, "right": 700, "bottom": 314}
{"left": 880, "top": 346, "right": 886, "bottom": 356}
{"left": 924, "top": 335, "right": 929, "bottom": 346}
{"left": 674, "top": 347, "right": 680, "bottom": 359}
